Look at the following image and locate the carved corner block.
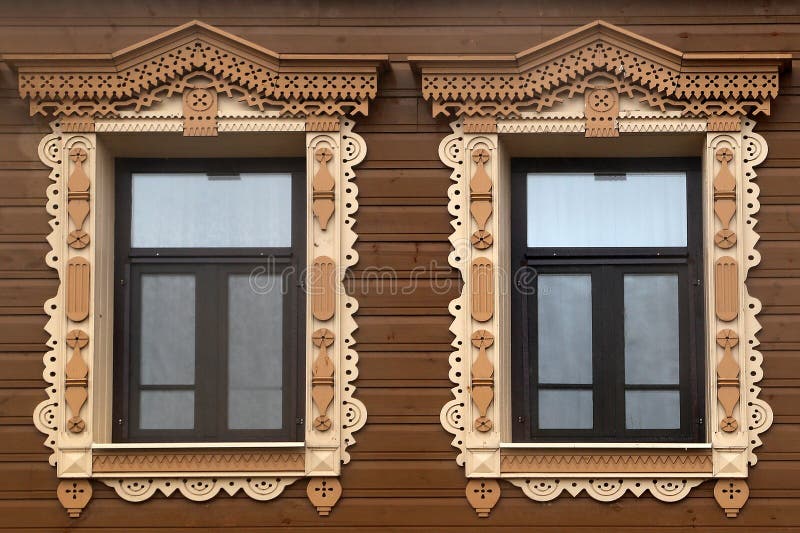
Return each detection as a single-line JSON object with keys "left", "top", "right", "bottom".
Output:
{"left": 714, "top": 479, "right": 749, "bottom": 518}
{"left": 307, "top": 477, "right": 342, "bottom": 516}
{"left": 57, "top": 479, "right": 92, "bottom": 518}
{"left": 466, "top": 479, "right": 501, "bottom": 518}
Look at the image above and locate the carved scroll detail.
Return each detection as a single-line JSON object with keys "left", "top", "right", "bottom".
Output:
{"left": 715, "top": 256, "right": 739, "bottom": 321}
{"left": 310, "top": 256, "right": 336, "bottom": 321}
{"left": 312, "top": 148, "right": 336, "bottom": 231}
{"left": 57, "top": 480, "right": 92, "bottom": 518}
{"left": 67, "top": 148, "right": 91, "bottom": 249}
{"left": 717, "top": 329, "right": 741, "bottom": 433}
{"left": 585, "top": 87, "right": 619, "bottom": 137}
{"left": 466, "top": 479, "right": 501, "bottom": 518}
{"left": 471, "top": 257, "right": 494, "bottom": 322}
{"left": 471, "top": 330, "right": 494, "bottom": 432}
{"left": 307, "top": 477, "right": 342, "bottom": 516}
{"left": 714, "top": 148, "right": 737, "bottom": 246}
{"left": 469, "top": 148, "right": 493, "bottom": 247}
{"left": 714, "top": 479, "right": 749, "bottom": 518}
{"left": 66, "top": 257, "right": 90, "bottom": 322}
{"left": 64, "top": 330, "right": 89, "bottom": 433}
{"left": 182, "top": 87, "right": 218, "bottom": 136}
{"left": 311, "top": 328, "right": 335, "bottom": 432}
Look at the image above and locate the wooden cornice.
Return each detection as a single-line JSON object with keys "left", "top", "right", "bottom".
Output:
{"left": 4, "top": 20, "right": 389, "bottom": 118}
{"left": 410, "top": 20, "right": 791, "bottom": 118}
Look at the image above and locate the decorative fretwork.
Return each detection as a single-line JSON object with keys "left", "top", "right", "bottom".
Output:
{"left": 311, "top": 329, "right": 335, "bottom": 432}
{"left": 470, "top": 330, "right": 495, "bottom": 433}
{"left": 312, "top": 148, "right": 336, "bottom": 231}
{"left": 64, "top": 330, "right": 89, "bottom": 434}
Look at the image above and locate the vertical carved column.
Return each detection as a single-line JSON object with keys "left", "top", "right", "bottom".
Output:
{"left": 67, "top": 148, "right": 91, "bottom": 249}
{"left": 716, "top": 330, "right": 740, "bottom": 433}
{"left": 585, "top": 87, "right": 619, "bottom": 137}
{"left": 470, "top": 148, "right": 493, "bottom": 249}
{"left": 311, "top": 329, "right": 335, "bottom": 432}
{"left": 713, "top": 148, "right": 737, "bottom": 246}
{"left": 312, "top": 147, "right": 336, "bottom": 230}
{"left": 64, "top": 330, "right": 89, "bottom": 433}
{"left": 471, "top": 258, "right": 494, "bottom": 322}
{"left": 310, "top": 256, "right": 336, "bottom": 321}
{"left": 471, "top": 330, "right": 495, "bottom": 432}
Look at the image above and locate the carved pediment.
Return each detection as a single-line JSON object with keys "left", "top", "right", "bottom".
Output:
{"left": 5, "top": 21, "right": 387, "bottom": 124}
{"left": 411, "top": 20, "right": 790, "bottom": 125}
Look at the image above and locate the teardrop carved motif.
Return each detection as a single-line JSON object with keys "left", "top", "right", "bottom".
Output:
{"left": 312, "top": 147, "right": 336, "bottom": 231}
{"left": 470, "top": 148, "right": 493, "bottom": 248}
{"left": 471, "top": 330, "right": 495, "bottom": 432}
{"left": 713, "top": 147, "right": 737, "bottom": 247}
{"left": 471, "top": 257, "right": 494, "bottom": 322}
{"left": 67, "top": 148, "right": 91, "bottom": 249}
{"left": 311, "top": 328, "right": 335, "bottom": 432}
{"left": 715, "top": 256, "right": 739, "bottom": 322}
{"left": 716, "top": 329, "right": 740, "bottom": 433}
{"left": 65, "top": 330, "right": 89, "bottom": 433}
{"left": 66, "top": 257, "right": 90, "bottom": 322}
{"left": 310, "top": 256, "right": 336, "bottom": 321}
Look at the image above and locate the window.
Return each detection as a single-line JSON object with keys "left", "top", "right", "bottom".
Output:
{"left": 511, "top": 158, "right": 705, "bottom": 442}
{"left": 113, "top": 158, "right": 305, "bottom": 442}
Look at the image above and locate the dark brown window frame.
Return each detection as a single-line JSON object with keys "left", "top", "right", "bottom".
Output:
{"left": 510, "top": 157, "right": 705, "bottom": 443}
{"left": 113, "top": 158, "right": 306, "bottom": 443}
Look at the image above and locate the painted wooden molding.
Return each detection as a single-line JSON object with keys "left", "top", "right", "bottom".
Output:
{"left": 311, "top": 256, "right": 337, "bottom": 321}
{"left": 307, "top": 477, "right": 342, "bottom": 516}
{"left": 311, "top": 328, "right": 336, "bottom": 432}
{"left": 466, "top": 479, "right": 501, "bottom": 518}
{"left": 57, "top": 480, "right": 92, "bottom": 518}
{"left": 312, "top": 147, "right": 336, "bottom": 231}
{"left": 471, "top": 330, "right": 495, "bottom": 433}
{"left": 26, "top": 32, "right": 372, "bottom": 511}
{"left": 437, "top": 97, "right": 774, "bottom": 514}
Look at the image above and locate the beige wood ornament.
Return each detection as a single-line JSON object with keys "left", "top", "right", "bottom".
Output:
{"left": 471, "top": 330, "right": 495, "bottom": 433}
{"left": 66, "top": 257, "right": 90, "bottom": 322}
{"left": 713, "top": 148, "right": 737, "bottom": 237}
{"left": 57, "top": 479, "right": 92, "bottom": 517}
{"left": 469, "top": 148, "right": 493, "bottom": 248}
{"left": 307, "top": 477, "right": 342, "bottom": 516}
{"left": 67, "top": 147, "right": 91, "bottom": 250}
{"left": 716, "top": 329, "right": 741, "bottom": 433}
{"left": 311, "top": 328, "right": 335, "bottom": 432}
{"left": 471, "top": 257, "right": 494, "bottom": 322}
{"left": 714, "top": 479, "right": 749, "bottom": 518}
{"left": 585, "top": 87, "right": 619, "bottom": 137}
{"left": 310, "top": 256, "right": 336, "bottom": 321}
{"left": 708, "top": 115, "right": 742, "bottom": 132}
{"left": 715, "top": 256, "right": 739, "bottom": 321}
{"left": 312, "top": 148, "right": 336, "bottom": 231}
{"left": 64, "top": 330, "right": 89, "bottom": 433}
{"left": 182, "top": 86, "right": 218, "bottom": 136}
{"left": 466, "top": 479, "right": 501, "bottom": 518}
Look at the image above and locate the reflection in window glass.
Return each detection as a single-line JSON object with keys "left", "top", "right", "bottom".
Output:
{"left": 539, "top": 390, "right": 593, "bottom": 429}
{"left": 626, "top": 390, "right": 680, "bottom": 430}
{"left": 527, "top": 172, "right": 687, "bottom": 247}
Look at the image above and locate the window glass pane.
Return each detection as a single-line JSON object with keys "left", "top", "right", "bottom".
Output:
{"left": 538, "top": 274, "right": 592, "bottom": 384}
{"left": 227, "top": 273, "right": 283, "bottom": 430}
{"left": 625, "top": 274, "right": 680, "bottom": 385}
{"left": 538, "top": 389, "right": 593, "bottom": 429}
{"left": 527, "top": 172, "right": 687, "bottom": 247}
{"left": 139, "top": 390, "right": 194, "bottom": 429}
{"left": 625, "top": 390, "right": 680, "bottom": 429}
{"left": 131, "top": 173, "right": 292, "bottom": 248}
{"left": 140, "top": 274, "right": 195, "bottom": 386}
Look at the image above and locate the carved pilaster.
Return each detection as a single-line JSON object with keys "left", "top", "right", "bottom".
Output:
{"left": 64, "top": 330, "right": 89, "bottom": 434}
{"left": 471, "top": 330, "right": 495, "bottom": 432}
{"left": 310, "top": 256, "right": 336, "bottom": 321}
{"left": 307, "top": 477, "right": 342, "bottom": 516}
{"left": 716, "top": 330, "right": 741, "bottom": 433}
{"left": 311, "top": 329, "right": 335, "bottom": 432}
{"left": 471, "top": 258, "right": 494, "bottom": 322}
{"left": 66, "top": 258, "right": 90, "bottom": 322}
{"left": 312, "top": 147, "right": 336, "bottom": 231}
{"left": 470, "top": 148, "right": 493, "bottom": 249}
{"left": 715, "top": 256, "right": 739, "bottom": 322}
{"left": 67, "top": 148, "right": 91, "bottom": 250}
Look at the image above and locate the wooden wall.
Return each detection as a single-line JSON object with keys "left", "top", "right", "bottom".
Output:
{"left": 1, "top": 1, "right": 799, "bottom": 530}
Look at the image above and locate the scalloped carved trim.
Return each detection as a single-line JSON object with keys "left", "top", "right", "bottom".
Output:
{"left": 510, "top": 478, "right": 704, "bottom": 503}
{"left": 103, "top": 477, "right": 298, "bottom": 502}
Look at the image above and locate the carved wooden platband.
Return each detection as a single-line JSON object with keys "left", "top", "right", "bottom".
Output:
{"left": 470, "top": 148, "right": 493, "bottom": 249}
{"left": 92, "top": 450, "right": 305, "bottom": 473}
{"left": 716, "top": 329, "right": 741, "bottom": 433}
{"left": 66, "top": 257, "right": 90, "bottom": 322}
{"left": 471, "top": 258, "right": 494, "bottom": 322}
{"left": 715, "top": 256, "right": 739, "bottom": 321}
{"left": 67, "top": 148, "right": 91, "bottom": 248}
{"left": 470, "top": 330, "right": 495, "bottom": 433}
{"left": 64, "top": 330, "right": 89, "bottom": 433}
{"left": 311, "top": 328, "right": 335, "bottom": 432}
{"left": 310, "top": 256, "right": 336, "bottom": 321}
{"left": 312, "top": 148, "right": 336, "bottom": 231}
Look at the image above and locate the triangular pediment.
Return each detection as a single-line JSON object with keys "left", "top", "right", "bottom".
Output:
{"left": 411, "top": 20, "right": 789, "bottom": 119}
{"left": 5, "top": 21, "right": 387, "bottom": 118}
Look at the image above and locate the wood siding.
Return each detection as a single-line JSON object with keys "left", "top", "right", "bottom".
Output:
{"left": 1, "top": 0, "right": 799, "bottom": 529}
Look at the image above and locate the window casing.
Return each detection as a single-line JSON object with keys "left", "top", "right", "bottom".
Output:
{"left": 510, "top": 158, "right": 705, "bottom": 443}
{"left": 113, "top": 158, "right": 306, "bottom": 443}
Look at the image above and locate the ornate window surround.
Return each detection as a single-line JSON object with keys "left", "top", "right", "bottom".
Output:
{"left": 5, "top": 21, "right": 387, "bottom": 517}
{"left": 411, "top": 20, "right": 790, "bottom": 518}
